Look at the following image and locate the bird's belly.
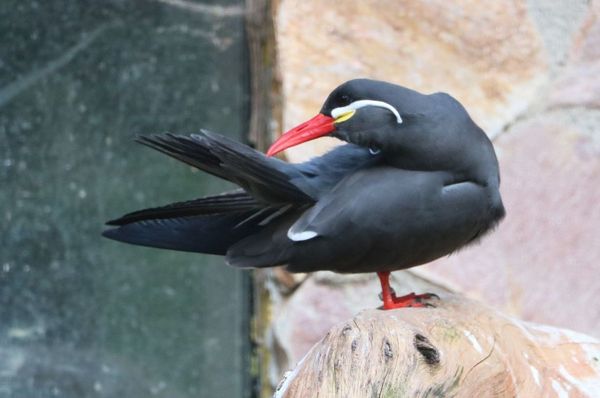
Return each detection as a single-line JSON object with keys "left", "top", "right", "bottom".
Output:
{"left": 363, "top": 185, "right": 493, "bottom": 272}
{"left": 289, "top": 181, "right": 496, "bottom": 274}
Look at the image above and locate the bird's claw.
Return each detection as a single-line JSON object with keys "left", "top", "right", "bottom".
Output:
{"left": 411, "top": 292, "right": 440, "bottom": 301}
{"left": 381, "top": 291, "right": 440, "bottom": 310}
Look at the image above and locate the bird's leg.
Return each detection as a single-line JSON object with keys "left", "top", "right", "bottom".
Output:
{"left": 377, "top": 271, "right": 396, "bottom": 309}
{"left": 377, "top": 271, "right": 439, "bottom": 310}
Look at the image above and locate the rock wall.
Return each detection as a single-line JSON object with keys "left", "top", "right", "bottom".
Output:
{"left": 268, "top": 0, "right": 600, "bottom": 386}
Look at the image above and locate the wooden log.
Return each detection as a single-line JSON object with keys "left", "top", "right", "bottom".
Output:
{"left": 273, "top": 295, "right": 600, "bottom": 397}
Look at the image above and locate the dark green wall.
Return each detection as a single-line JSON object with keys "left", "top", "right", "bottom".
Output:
{"left": 0, "top": 1, "right": 253, "bottom": 397}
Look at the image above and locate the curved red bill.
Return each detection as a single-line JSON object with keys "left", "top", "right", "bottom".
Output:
{"left": 266, "top": 113, "right": 335, "bottom": 157}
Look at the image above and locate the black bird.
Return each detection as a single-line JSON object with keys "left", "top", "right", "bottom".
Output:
{"left": 103, "top": 79, "right": 505, "bottom": 309}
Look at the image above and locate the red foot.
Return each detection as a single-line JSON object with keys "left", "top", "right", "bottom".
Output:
{"left": 387, "top": 292, "right": 439, "bottom": 309}
{"left": 377, "top": 271, "right": 439, "bottom": 310}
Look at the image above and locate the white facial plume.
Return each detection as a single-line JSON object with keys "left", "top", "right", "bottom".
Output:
{"left": 331, "top": 100, "right": 403, "bottom": 124}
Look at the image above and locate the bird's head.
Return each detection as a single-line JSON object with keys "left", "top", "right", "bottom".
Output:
{"left": 267, "top": 79, "right": 420, "bottom": 156}
{"left": 267, "top": 79, "right": 436, "bottom": 157}
{"left": 266, "top": 79, "right": 495, "bottom": 183}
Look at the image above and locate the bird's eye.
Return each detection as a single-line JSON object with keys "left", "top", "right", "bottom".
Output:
{"left": 341, "top": 95, "right": 351, "bottom": 103}
{"left": 369, "top": 145, "right": 381, "bottom": 155}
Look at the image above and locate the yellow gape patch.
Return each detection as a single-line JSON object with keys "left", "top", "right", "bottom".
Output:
{"left": 334, "top": 110, "right": 355, "bottom": 124}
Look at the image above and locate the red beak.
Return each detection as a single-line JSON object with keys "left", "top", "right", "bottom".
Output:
{"left": 266, "top": 113, "right": 335, "bottom": 157}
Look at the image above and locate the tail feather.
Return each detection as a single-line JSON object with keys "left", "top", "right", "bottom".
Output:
{"left": 106, "top": 189, "right": 260, "bottom": 226}
{"left": 104, "top": 190, "right": 298, "bottom": 255}
{"left": 103, "top": 211, "right": 260, "bottom": 255}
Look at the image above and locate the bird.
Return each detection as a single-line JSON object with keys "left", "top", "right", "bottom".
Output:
{"left": 103, "top": 78, "right": 505, "bottom": 310}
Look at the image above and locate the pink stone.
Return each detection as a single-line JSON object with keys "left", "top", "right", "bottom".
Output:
{"left": 551, "top": 7, "right": 600, "bottom": 108}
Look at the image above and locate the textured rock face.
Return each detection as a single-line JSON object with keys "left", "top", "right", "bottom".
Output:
{"left": 551, "top": 3, "right": 600, "bottom": 109}
{"left": 270, "top": 0, "right": 600, "bottom": 384}
{"left": 275, "top": 297, "right": 600, "bottom": 398}
{"left": 269, "top": 271, "right": 450, "bottom": 373}
{"left": 276, "top": 0, "right": 547, "bottom": 162}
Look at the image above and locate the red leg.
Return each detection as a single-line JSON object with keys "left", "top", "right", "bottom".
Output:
{"left": 377, "top": 271, "right": 439, "bottom": 310}
{"left": 377, "top": 271, "right": 395, "bottom": 309}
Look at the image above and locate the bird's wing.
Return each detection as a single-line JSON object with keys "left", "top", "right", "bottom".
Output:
{"left": 290, "top": 169, "right": 487, "bottom": 242}
{"left": 227, "top": 168, "right": 492, "bottom": 272}
{"left": 136, "top": 131, "right": 314, "bottom": 204}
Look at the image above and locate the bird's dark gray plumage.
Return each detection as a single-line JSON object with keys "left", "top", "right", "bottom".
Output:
{"left": 104, "top": 79, "right": 505, "bottom": 285}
